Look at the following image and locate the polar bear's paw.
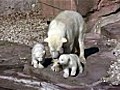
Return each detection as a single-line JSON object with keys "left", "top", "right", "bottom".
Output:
{"left": 51, "top": 61, "right": 61, "bottom": 72}
{"left": 80, "top": 57, "right": 86, "bottom": 64}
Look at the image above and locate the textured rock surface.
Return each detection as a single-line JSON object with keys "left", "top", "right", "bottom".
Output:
{"left": 85, "top": 0, "right": 120, "bottom": 33}
{"left": 0, "top": 26, "right": 119, "bottom": 90}
{"left": 0, "top": 18, "right": 48, "bottom": 47}
{"left": 103, "top": 43, "right": 120, "bottom": 85}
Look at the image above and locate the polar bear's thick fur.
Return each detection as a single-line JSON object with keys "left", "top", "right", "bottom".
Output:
{"left": 58, "top": 54, "right": 83, "bottom": 78}
{"left": 31, "top": 43, "right": 46, "bottom": 68}
{"left": 44, "top": 10, "right": 87, "bottom": 64}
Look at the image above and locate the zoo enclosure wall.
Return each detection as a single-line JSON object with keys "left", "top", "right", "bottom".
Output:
{"left": 0, "top": 0, "right": 78, "bottom": 19}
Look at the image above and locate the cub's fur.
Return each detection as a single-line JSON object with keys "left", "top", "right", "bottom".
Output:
{"left": 58, "top": 54, "right": 83, "bottom": 78}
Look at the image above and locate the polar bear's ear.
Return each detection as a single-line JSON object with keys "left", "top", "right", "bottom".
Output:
{"left": 44, "top": 38, "right": 49, "bottom": 42}
{"left": 62, "top": 38, "right": 67, "bottom": 43}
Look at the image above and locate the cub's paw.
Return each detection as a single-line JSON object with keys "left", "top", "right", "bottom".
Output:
{"left": 71, "top": 71, "right": 76, "bottom": 76}
{"left": 63, "top": 73, "right": 69, "bottom": 78}
{"left": 38, "top": 64, "right": 44, "bottom": 69}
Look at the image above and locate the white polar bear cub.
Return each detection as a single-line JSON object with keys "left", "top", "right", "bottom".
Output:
{"left": 44, "top": 10, "right": 87, "bottom": 64}
{"left": 58, "top": 54, "right": 83, "bottom": 78}
{"left": 31, "top": 43, "right": 46, "bottom": 68}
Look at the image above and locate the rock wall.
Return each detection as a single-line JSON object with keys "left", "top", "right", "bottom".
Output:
{"left": 0, "top": 0, "right": 39, "bottom": 16}
{"left": 0, "top": 0, "right": 120, "bottom": 46}
{"left": 75, "top": 0, "right": 120, "bottom": 33}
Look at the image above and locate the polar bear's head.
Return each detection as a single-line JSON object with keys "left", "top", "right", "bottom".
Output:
{"left": 58, "top": 54, "right": 70, "bottom": 65}
{"left": 44, "top": 36, "right": 67, "bottom": 59}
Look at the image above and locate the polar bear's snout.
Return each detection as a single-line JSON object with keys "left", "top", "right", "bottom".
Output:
{"left": 50, "top": 51, "right": 59, "bottom": 59}
{"left": 50, "top": 48, "right": 64, "bottom": 59}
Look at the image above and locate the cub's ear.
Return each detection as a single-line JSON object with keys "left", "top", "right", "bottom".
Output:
{"left": 62, "top": 38, "right": 67, "bottom": 43}
{"left": 44, "top": 38, "right": 49, "bottom": 42}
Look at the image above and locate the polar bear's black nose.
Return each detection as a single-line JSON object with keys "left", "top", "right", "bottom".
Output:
{"left": 58, "top": 62, "right": 60, "bottom": 65}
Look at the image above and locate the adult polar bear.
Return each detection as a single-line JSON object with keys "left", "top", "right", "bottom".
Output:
{"left": 44, "top": 10, "right": 87, "bottom": 64}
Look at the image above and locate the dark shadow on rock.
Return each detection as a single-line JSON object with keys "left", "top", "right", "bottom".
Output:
{"left": 42, "top": 58, "right": 53, "bottom": 68}
{"left": 47, "top": 20, "right": 51, "bottom": 25}
{"left": 85, "top": 47, "right": 99, "bottom": 58}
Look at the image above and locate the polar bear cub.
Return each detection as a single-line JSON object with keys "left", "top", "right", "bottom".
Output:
{"left": 58, "top": 54, "right": 83, "bottom": 78}
{"left": 31, "top": 43, "right": 46, "bottom": 68}
{"left": 44, "top": 10, "right": 87, "bottom": 64}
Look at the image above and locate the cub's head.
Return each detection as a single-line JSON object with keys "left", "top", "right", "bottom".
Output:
{"left": 34, "top": 50, "right": 45, "bottom": 62}
{"left": 51, "top": 59, "right": 63, "bottom": 72}
{"left": 44, "top": 36, "right": 67, "bottom": 59}
{"left": 59, "top": 54, "right": 70, "bottom": 65}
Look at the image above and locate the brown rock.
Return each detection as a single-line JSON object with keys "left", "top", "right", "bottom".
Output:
{"left": 102, "top": 21, "right": 120, "bottom": 41}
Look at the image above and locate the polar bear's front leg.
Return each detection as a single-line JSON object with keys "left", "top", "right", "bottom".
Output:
{"left": 63, "top": 68, "right": 69, "bottom": 78}
{"left": 71, "top": 66, "right": 77, "bottom": 76}
{"left": 78, "top": 33, "right": 86, "bottom": 64}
